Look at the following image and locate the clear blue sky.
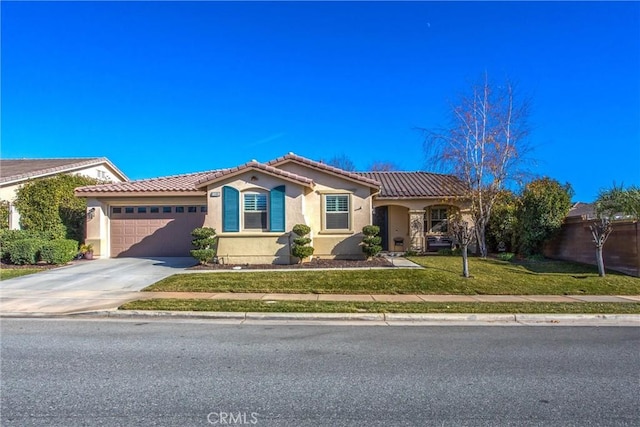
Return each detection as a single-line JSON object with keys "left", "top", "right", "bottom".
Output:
{"left": 2, "top": 1, "right": 639, "bottom": 202}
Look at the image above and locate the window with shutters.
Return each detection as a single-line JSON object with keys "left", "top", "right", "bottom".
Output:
{"left": 243, "top": 192, "right": 268, "bottom": 230}
{"left": 324, "top": 194, "right": 350, "bottom": 230}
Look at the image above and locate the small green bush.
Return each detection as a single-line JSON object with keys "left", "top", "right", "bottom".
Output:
{"left": 497, "top": 252, "right": 515, "bottom": 261}
{"left": 291, "top": 224, "right": 314, "bottom": 262}
{"left": 292, "top": 224, "right": 311, "bottom": 237}
{"left": 7, "top": 238, "right": 46, "bottom": 265}
{"left": 361, "top": 225, "right": 382, "bottom": 259}
{"left": 190, "top": 227, "right": 217, "bottom": 265}
{"left": 40, "top": 239, "right": 79, "bottom": 264}
{"left": 190, "top": 249, "right": 216, "bottom": 265}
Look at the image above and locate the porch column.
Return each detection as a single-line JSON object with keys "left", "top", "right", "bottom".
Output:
{"left": 408, "top": 210, "right": 425, "bottom": 251}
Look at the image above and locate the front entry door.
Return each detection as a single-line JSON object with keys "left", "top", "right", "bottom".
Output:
{"left": 372, "top": 206, "right": 389, "bottom": 251}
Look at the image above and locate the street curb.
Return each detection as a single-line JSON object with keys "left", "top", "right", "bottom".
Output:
{"left": 514, "top": 314, "right": 640, "bottom": 324}
{"left": 50, "top": 310, "right": 640, "bottom": 325}
{"left": 385, "top": 313, "right": 516, "bottom": 322}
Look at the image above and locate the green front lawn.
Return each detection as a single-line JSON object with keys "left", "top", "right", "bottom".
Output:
{"left": 0, "top": 268, "right": 42, "bottom": 281}
{"left": 120, "top": 299, "right": 640, "bottom": 314}
{"left": 145, "top": 256, "right": 640, "bottom": 295}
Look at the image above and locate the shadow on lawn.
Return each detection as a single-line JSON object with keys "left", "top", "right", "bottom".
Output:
{"left": 501, "top": 258, "right": 613, "bottom": 276}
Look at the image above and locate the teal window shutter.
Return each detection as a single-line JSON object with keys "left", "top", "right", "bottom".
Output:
{"left": 223, "top": 186, "right": 239, "bottom": 232}
{"left": 269, "top": 185, "right": 285, "bottom": 232}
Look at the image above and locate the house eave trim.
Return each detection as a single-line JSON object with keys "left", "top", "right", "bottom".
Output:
{"left": 74, "top": 190, "right": 207, "bottom": 198}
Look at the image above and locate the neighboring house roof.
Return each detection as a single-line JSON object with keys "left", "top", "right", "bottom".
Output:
{"left": 568, "top": 202, "right": 596, "bottom": 219}
{"left": 195, "top": 160, "right": 314, "bottom": 188}
{"left": 359, "top": 171, "right": 467, "bottom": 198}
{"left": 267, "top": 152, "right": 381, "bottom": 188}
{"left": 0, "top": 157, "right": 128, "bottom": 185}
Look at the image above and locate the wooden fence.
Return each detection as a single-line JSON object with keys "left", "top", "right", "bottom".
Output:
{"left": 543, "top": 218, "right": 639, "bottom": 277}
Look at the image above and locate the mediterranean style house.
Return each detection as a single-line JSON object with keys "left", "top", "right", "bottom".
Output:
{"left": 0, "top": 157, "right": 128, "bottom": 229}
{"left": 75, "top": 153, "right": 468, "bottom": 263}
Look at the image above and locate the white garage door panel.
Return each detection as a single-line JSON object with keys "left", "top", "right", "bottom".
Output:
{"left": 110, "top": 209, "right": 206, "bottom": 257}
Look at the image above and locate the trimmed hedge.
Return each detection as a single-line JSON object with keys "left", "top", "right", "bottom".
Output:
{"left": 7, "top": 238, "right": 46, "bottom": 265}
{"left": 41, "top": 239, "right": 79, "bottom": 264}
{"left": 1, "top": 229, "right": 66, "bottom": 262}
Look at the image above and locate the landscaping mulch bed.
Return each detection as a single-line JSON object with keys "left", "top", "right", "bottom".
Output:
{"left": 189, "top": 257, "right": 394, "bottom": 270}
{"left": 0, "top": 261, "right": 60, "bottom": 271}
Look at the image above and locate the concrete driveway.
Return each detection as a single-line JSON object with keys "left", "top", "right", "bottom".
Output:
{"left": 0, "top": 257, "right": 196, "bottom": 315}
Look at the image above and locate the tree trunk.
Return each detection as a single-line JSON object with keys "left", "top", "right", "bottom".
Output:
{"left": 476, "top": 226, "right": 488, "bottom": 258}
{"left": 596, "top": 245, "right": 606, "bottom": 277}
{"left": 461, "top": 245, "right": 470, "bottom": 278}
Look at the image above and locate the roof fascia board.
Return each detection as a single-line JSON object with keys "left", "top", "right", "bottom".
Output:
{"left": 74, "top": 190, "right": 207, "bottom": 198}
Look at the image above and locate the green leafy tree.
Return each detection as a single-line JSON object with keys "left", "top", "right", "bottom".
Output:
{"left": 517, "top": 178, "right": 573, "bottom": 256}
{"left": 486, "top": 190, "right": 519, "bottom": 253}
{"left": 0, "top": 201, "right": 9, "bottom": 229}
{"left": 591, "top": 184, "right": 640, "bottom": 277}
{"left": 291, "top": 224, "right": 314, "bottom": 263}
{"left": 595, "top": 184, "right": 640, "bottom": 219}
{"left": 14, "top": 174, "right": 101, "bottom": 242}
{"left": 361, "top": 225, "right": 382, "bottom": 259}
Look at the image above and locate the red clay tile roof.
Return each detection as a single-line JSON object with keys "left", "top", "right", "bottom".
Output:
{"left": 0, "top": 157, "right": 128, "bottom": 184}
{"left": 74, "top": 154, "right": 466, "bottom": 199}
{"left": 358, "top": 171, "right": 467, "bottom": 198}
{"left": 267, "top": 153, "right": 381, "bottom": 188}
{"left": 195, "top": 160, "right": 314, "bottom": 188}
{"left": 75, "top": 170, "right": 218, "bottom": 194}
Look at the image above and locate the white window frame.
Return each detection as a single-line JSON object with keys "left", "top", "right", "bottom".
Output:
{"left": 324, "top": 194, "right": 350, "bottom": 231}
{"left": 427, "top": 207, "right": 449, "bottom": 233}
{"left": 243, "top": 191, "right": 268, "bottom": 231}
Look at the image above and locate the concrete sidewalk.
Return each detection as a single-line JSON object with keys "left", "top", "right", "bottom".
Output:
{"left": 137, "top": 291, "right": 640, "bottom": 303}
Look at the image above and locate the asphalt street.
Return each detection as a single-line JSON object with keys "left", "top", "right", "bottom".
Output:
{"left": 1, "top": 319, "right": 638, "bottom": 426}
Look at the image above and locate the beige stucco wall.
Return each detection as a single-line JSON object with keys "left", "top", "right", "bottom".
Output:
{"left": 386, "top": 205, "right": 410, "bottom": 250}
{"left": 202, "top": 165, "right": 375, "bottom": 262}
{"left": 272, "top": 163, "right": 374, "bottom": 259}
{"left": 204, "top": 172, "right": 308, "bottom": 234}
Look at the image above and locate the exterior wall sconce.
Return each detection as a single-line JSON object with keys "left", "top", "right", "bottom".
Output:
{"left": 250, "top": 176, "right": 259, "bottom": 182}
{"left": 87, "top": 207, "right": 96, "bottom": 220}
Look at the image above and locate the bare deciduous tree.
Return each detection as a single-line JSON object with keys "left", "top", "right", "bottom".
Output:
{"left": 368, "top": 161, "right": 399, "bottom": 172}
{"left": 591, "top": 184, "right": 640, "bottom": 277}
{"left": 423, "top": 74, "right": 532, "bottom": 258}
{"left": 324, "top": 154, "right": 356, "bottom": 171}
{"left": 449, "top": 214, "right": 475, "bottom": 278}
{"left": 589, "top": 218, "right": 613, "bottom": 277}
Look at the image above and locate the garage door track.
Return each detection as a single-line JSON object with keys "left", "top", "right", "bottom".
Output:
{"left": 1, "top": 257, "right": 196, "bottom": 315}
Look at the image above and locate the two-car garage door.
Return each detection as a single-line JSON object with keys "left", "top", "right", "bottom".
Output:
{"left": 110, "top": 205, "right": 206, "bottom": 257}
